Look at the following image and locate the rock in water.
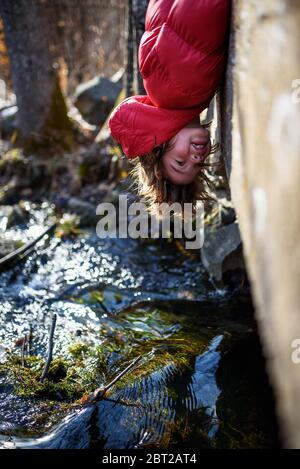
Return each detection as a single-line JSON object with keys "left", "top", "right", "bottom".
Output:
{"left": 201, "top": 221, "right": 245, "bottom": 285}
{"left": 6, "top": 203, "right": 30, "bottom": 228}
{"left": 67, "top": 197, "right": 98, "bottom": 226}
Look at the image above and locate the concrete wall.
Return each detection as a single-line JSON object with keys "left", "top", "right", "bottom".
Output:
{"left": 221, "top": 0, "right": 300, "bottom": 447}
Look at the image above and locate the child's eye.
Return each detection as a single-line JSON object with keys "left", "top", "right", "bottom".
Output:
{"left": 176, "top": 160, "right": 185, "bottom": 166}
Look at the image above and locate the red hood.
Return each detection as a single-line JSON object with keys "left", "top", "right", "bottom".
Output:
{"left": 108, "top": 95, "right": 208, "bottom": 158}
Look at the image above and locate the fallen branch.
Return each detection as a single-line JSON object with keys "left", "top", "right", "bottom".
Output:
{"left": 27, "top": 325, "right": 32, "bottom": 355}
{"left": 0, "top": 223, "right": 57, "bottom": 272}
{"left": 21, "top": 335, "right": 27, "bottom": 367}
{"left": 40, "top": 314, "right": 57, "bottom": 382}
{"left": 88, "top": 355, "right": 143, "bottom": 403}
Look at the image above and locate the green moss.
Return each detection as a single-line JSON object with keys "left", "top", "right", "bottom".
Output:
{"left": 55, "top": 214, "right": 81, "bottom": 239}
{"left": 0, "top": 344, "right": 107, "bottom": 403}
{"left": 68, "top": 342, "right": 90, "bottom": 359}
{"left": 69, "top": 289, "right": 106, "bottom": 306}
{"left": 89, "top": 290, "right": 104, "bottom": 303}
{"left": 111, "top": 335, "right": 204, "bottom": 392}
{"left": 0, "top": 307, "right": 210, "bottom": 409}
{"left": 114, "top": 293, "right": 123, "bottom": 303}
{"left": 15, "top": 240, "right": 25, "bottom": 249}
{"left": 0, "top": 306, "right": 207, "bottom": 405}
{"left": 104, "top": 308, "right": 209, "bottom": 392}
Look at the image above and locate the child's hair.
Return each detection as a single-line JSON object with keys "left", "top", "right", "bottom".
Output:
{"left": 127, "top": 131, "right": 219, "bottom": 217}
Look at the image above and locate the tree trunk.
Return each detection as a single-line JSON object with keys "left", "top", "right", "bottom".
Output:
{"left": 51, "top": 0, "right": 125, "bottom": 95}
{"left": 124, "top": 0, "right": 134, "bottom": 97}
{"left": 0, "top": 0, "right": 73, "bottom": 152}
{"left": 124, "top": 0, "right": 149, "bottom": 97}
{"left": 132, "top": 0, "right": 148, "bottom": 95}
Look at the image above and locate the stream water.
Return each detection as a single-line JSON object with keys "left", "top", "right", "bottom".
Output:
{"left": 0, "top": 203, "right": 279, "bottom": 449}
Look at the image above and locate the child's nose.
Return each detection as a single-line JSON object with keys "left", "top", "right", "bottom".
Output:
{"left": 190, "top": 153, "right": 202, "bottom": 163}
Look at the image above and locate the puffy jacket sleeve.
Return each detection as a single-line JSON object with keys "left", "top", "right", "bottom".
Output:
{"left": 139, "top": 0, "right": 231, "bottom": 109}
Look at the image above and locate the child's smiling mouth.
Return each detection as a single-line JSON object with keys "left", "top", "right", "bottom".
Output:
{"left": 191, "top": 138, "right": 210, "bottom": 156}
{"left": 191, "top": 134, "right": 209, "bottom": 146}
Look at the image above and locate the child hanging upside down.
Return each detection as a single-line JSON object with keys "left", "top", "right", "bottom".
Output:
{"left": 108, "top": 0, "right": 231, "bottom": 214}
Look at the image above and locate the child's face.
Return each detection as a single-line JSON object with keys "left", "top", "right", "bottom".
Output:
{"left": 161, "top": 122, "right": 211, "bottom": 185}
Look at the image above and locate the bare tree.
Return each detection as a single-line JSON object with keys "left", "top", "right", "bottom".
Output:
{"left": 51, "top": 0, "right": 125, "bottom": 95}
{"left": 124, "top": 0, "right": 134, "bottom": 97}
{"left": 124, "top": 0, "right": 148, "bottom": 97}
{"left": 0, "top": 0, "right": 127, "bottom": 152}
{"left": 132, "top": 0, "right": 149, "bottom": 95}
{"left": 0, "top": 0, "right": 73, "bottom": 152}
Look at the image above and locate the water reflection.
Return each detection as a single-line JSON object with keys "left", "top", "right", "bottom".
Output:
{"left": 0, "top": 205, "right": 279, "bottom": 448}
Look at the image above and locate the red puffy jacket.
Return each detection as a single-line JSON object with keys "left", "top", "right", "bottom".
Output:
{"left": 108, "top": 0, "right": 231, "bottom": 158}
